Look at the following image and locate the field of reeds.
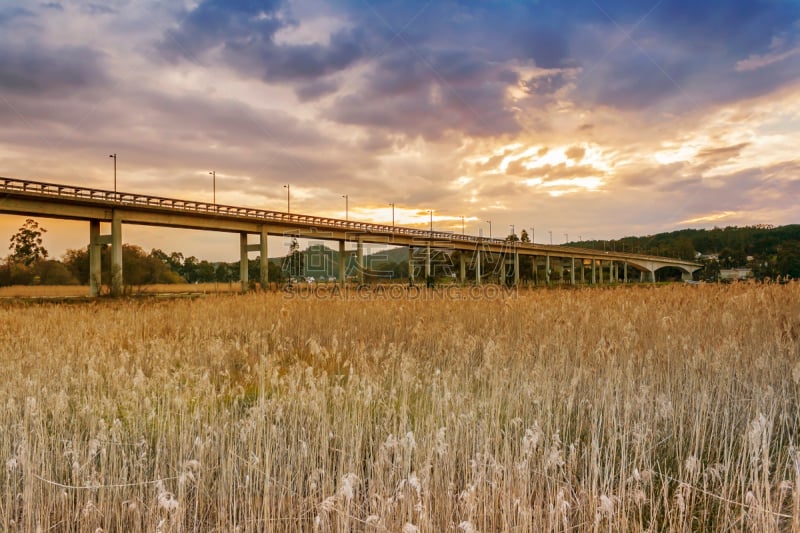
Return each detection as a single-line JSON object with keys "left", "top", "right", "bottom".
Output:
{"left": 1, "top": 283, "right": 799, "bottom": 532}
{"left": 0, "top": 283, "right": 242, "bottom": 298}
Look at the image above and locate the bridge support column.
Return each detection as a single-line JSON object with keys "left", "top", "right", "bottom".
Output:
{"left": 425, "top": 243, "right": 431, "bottom": 278}
{"left": 339, "top": 240, "right": 346, "bottom": 285}
{"left": 513, "top": 251, "right": 520, "bottom": 286}
{"left": 545, "top": 254, "right": 550, "bottom": 285}
{"left": 460, "top": 253, "right": 466, "bottom": 285}
{"left": 408, "top": 246, "right": 414, "bottom": 284}
{"left": 111, "top": 211, "right": 123, "bottom": 297}
{"left": 591, "top": 259, "right": 596, "bottom": 284}
{"left": 531, "top": 256, "right": 537, "bottom": 285}
{"left": 357, "top": 239, "right": 364, "bottom": 285}
{"left": 570, "top": 257, "right": 576, "bottom": 285}
{"left": 650, "top": 269, "right": 656, "bottom": 283}
{"left": 580, "top": 259, "right": 585, "bottom": 284}
{"left": 89, "top": 220, "right": 102, "bottom": 297}
{"left": 259, "top": 227, "right": 268, "bottom": 289}
{"left": 624, "top": 262, "right": 628, "bottom": 283}
{"left": 475, "top": 249, "right": 481, "bottom": 285}
{"left": 239, "top": 232, "right": 248, "bottom": 293}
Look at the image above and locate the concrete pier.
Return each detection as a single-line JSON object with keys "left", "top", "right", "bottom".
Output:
{"left": 259, "top": 227, "right": 268, "bottom": 288}
{"left": 111, "top": 211, "right": 123, "bottom": 297}
{"left": 239, "top": 232, "right": 248, "bottom": 293}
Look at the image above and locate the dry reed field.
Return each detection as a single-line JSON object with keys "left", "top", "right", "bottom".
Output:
{"left": 1, "top": 283, "right": 799, "bottom": 532}
{"left": 0, "top": 283, "right": 241, "bottom": 299}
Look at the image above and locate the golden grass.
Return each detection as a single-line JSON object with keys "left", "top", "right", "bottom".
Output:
{"left": 1, "top": 283, "right": 799, "bottom": 531}
{"left": 0, "top": 283, "right": 241, "bottom": 298}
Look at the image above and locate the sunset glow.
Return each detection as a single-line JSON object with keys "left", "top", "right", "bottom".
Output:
{"left": 0, "top": 1, "right": 797, "bottom": 259}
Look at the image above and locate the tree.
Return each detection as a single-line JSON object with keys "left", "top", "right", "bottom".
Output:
{"left": 520, "top": 229, "right": 530, "bottom": 243}
{"left": 283, "top": 237, "right": 304, "bottom": 278}
{"left": 33, "top": 260, "right": 79, "bottom": 285}
{"left": 9, "top": 219, "right": 48, "bottom": 266}
{"left": 777, "top": 241, "right": 800, "bottom": 278}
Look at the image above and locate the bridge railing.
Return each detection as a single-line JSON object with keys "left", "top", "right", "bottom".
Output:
{"left": 0, "top": 176, "right": 503, "bottom": 243}
{"left": 1, "top": 176, "right": 698, "bottom": 265}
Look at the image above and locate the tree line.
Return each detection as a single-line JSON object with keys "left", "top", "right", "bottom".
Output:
{"left": 3, "top": 219, "right": 800, "bottom": 286}
{"left": 0, "top": 219, "right": 282, "bottom": 287}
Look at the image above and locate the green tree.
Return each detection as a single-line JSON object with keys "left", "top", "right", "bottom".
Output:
{"left": 9, "top": 219, "right": 48, "bottom": 266}
{"left": 777, "top": 241, "right": 800, "bottom": 278}
{"left": 31, "top": 260, "right": 79, "bottom": 285}
{"left": 283, "top": 237, "right": 304, "bottom": 278}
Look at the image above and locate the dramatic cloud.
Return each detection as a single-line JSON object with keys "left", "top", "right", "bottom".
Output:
{"left": 0, "top": 0, "right": 798, "bottom": 260}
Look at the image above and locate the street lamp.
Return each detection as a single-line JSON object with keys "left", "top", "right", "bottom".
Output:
{"left": 510, "top": 224, "right": 515, "bottom": 238}
{"left": 389, "top": 202, "right": 395, "bottom": 229}
{"left": 343, "top": 195, "right": 349, "bottom": 221}
{"left": 461, "top": 215, "right": 465, "bottom": 235}
{"left": 209, "top": 170, "right": 215, "bottom": 205}
{"left": 108, "top": 153, "right": 117, "bottom": 194}
{"left": 548, "top": 230, "right": 553, "bottom": 245}
{"left": 429, "top": 210, "right": 433, "bottom": 234}
{"left": 531, "top": 227, "right": 535, "bottom": 244}
{"left": 486, "top": 220, "right": 492, "bottom": 239}
{"left": 564, "top": 233, "right": 569, "bottom": 244}
{"left": 283, "top": 184, "right": 290, "bottom": 213}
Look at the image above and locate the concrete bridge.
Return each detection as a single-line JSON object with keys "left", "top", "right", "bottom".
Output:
{"left": 0, "top": 177, "right": 702, "bottom": 295}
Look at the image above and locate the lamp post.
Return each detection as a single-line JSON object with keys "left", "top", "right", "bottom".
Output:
{"left": 209, "top": 170, "right": 215, "bottom": 205}
{"left": 461, "top": 215, "right": 465, "bottom": 235}
{"left": 343, "top": 195, "right": 349, "bottom": 221}
{"left": 548, "top": 230, "right": 553, "bottom": 245}
{"left": 429, "top": 210, "right": 433, "bottom": 234}
{"left": 486, "top": 220, "right": 492, "bottom": 239}
{"left": 108, "top": 153, "right": 117, "bottom": 194}
{"left": 389, "top": 202, "right": 395, "bottom": 229}
{"left": 283, "top": 184, "right": 290, "bottom": 213}
{"left": 531, "top": 227, "right": 535, "bottom": 244}
{"left": 564, "top": 233, "right": 569, "bottom": 244}
{"left": 510, "top": 224, "right": 515, "bottom": 239}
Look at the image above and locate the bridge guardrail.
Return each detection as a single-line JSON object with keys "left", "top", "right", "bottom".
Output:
{"left": 0, "top": 176, "right": 699, "bottom": 266}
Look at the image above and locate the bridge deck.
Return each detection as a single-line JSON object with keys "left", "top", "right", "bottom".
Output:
{"left": 0, "top": 176, "right": 701, "bottom": 269}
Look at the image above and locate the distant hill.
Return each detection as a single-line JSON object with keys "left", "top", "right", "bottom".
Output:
{"left": 276, "top": 225, "right": 800, "bottom": 281}
{"left": 571, "top": 224, "right": 798, "bottom": 257}
{"left": 571, "top": 224, "right": 800, "bottom": 279}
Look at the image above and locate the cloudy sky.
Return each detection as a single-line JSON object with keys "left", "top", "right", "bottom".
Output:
{"left": 1, "top": 0, "right": 799, "bottom": 260}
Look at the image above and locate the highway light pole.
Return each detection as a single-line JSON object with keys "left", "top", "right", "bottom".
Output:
{"left": 343, "top": 195, "right": 349, "bottom": 221}
{"left": 548, "top": 230, "right": 553, "bottom": 245}
{"left": 209, "top": 170, "right": 215, "bottom": 204}
{"left": 283, "top": 184, "right": 290, "bottom": 213}
{"left": 461, "top": 215, "right": 465, "bottom": 235}
{"left": 486, "top": 220, "right": 492, "bottom": 239}
{"left": 389, "top": 202, "right": 395, "bottom": 229}
{"left": 108, "top": 153, "right": 117, "bottom": 194}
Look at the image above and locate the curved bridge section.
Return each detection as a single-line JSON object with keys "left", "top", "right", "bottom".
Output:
{"left": 0, "top": 177, "right": 701, "bottom": 295}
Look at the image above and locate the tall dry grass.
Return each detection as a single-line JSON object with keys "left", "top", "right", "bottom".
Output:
{"left": 0, "top": 283, "right": 241, "bottom": 298}
{"left": 1, "top": 283, "right": 799, "bottom": 531}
